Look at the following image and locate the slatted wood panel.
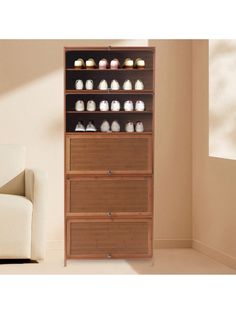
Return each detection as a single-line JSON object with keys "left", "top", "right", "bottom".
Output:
{"left": 68, "top": 219, "right": 151, "bottom": 257}
{"left": 67, "top": 136, "right": 151, "bottom": 174}
{"left": 68, "top": 177, "right": 150, "bottom": 214}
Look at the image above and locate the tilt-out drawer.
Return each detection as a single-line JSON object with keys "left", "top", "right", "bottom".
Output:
{"left": 66, "top": 176, "right": 152, "bottom": 218}
{"left": 66, "top": 134, "right": 152, "bottom": 175}
{"left": 67, "top": 219, "right": 152, "bottom": 259}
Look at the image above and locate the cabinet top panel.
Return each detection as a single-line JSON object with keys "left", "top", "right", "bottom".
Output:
{"left": 64, "top": 46, "right": 155, "bottom": 52}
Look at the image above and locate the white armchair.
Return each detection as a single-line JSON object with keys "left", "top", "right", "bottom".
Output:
{"left": 0, "top": 145, "right": 47, "bottom": 260}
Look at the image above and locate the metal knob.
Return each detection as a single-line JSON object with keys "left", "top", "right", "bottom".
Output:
{"left": 107, "top": 253, "right": 112, "bottom": 259}
{"left": 107, "top": 211, "right": 112, "bottom": 217}
{"left": 107, "top": 169, "right": 112, "bottom": 176}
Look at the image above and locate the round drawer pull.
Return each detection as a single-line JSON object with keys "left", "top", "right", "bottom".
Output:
{"left": 107, "top": 253, "right": 112, "bottom": 259}
{"left": 107, "top": 169, "right": 112, "bottom": 176}
{"left": 107, "top": 211, "right": 112, "bottom": 217}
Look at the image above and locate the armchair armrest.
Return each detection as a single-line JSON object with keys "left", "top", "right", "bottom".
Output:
{"left": 25, "top": 169, "right": 47, "bottom": 260}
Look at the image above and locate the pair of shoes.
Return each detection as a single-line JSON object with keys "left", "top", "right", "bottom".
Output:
{"left": 74, "top": 58, "right": 96, "bottom": 69}
{"left": 99, "top": 100, "right": 121, "bottom": 111}
{"left": 98, "top": 79, "right": 120, "bottom": 90}
{"left": 125, "top": 121, "right": 144, "bottom": 133}
{"left": 75, "top": 79, "right": 94, "bottom": 90}
{"left": 123, "top": 79, "right": 144, "bottom": 90}
{"left": 124, "top": 100, "right": 145, "bottom": 111}
{"left": 101, "top": 120, "right": 120, "bottom": 132}
{"left": 75, "top": 100, "right": 96, "bottom": 111}
{"left": 99, "top": 58, "right": 120, "bottom": 69}
{"left": 123, "top": 58, "right": 145, "bottom": 69}
{"left": 98, "top": 79, "right": 144, "bottom": 90}
{"left": 75, "top": 121, "right": 96, "bottom": 132}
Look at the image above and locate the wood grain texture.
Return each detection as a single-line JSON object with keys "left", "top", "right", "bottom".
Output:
{"left": 67, "top": 219, "right": 152, "bottom": 258}
{"left": 67, "top": 177, "right": 151, "bottom": 214}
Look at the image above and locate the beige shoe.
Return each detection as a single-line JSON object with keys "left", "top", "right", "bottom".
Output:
{"left": 86, "top": 58, "right": 96, "bottom": 69}
{"left": 134, "top": 58, "right": 145, "bottom": 69}
{"left": 123, "top": 58, "right": 134, "bottom": 69}
{"left": 74, "top": 58, "right": 85, "bottom": 68}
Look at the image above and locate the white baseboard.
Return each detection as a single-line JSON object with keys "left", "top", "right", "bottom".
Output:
{"left": 154, "top": 239, "right": 192, "bottom": 249}
{"left": 192, "top": 240, "right": 236, "bottom": 270}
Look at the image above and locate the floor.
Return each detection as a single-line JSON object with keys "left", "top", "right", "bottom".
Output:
{"left": 0, "top": 248, "right": 235, "bottom": 274}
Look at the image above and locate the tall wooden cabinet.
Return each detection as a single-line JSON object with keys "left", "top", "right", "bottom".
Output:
{"left": 64, "top": 47, "right": 155, "bottom": 263}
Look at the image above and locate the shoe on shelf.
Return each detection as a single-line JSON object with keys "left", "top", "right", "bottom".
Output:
{"left": 99, "top": 100, "right": 109, "bottom": 111}
{"left": 98, "top": 79, "right": 108, "bottom": 90}
{"left": 100, "top": 120, "right": 110, "bottom": 132}
{"left": 111, "top": 100, "right": 120, "bottom": 111}
{"left": 124, "top": 100, "right": 134, "bottom": 111}
{"left": 99, "top": 58, "right": 108, "bottom": 69}
{"left": 134, "top": 79, "right": 144, "bottom": 90}
{"left": 125, "top": 121, "right": 134, "bottom": 133}
{"left": 110, "top": 58, "right": 120, "bottom": 69}
{"left": 75, "top": 121, "right": 85, "bottom": 132}
{"left": 134, "top": 58, "right": 145, "bottom": 69}
{"left": 123, "top": 58, "right": 134, "bottom": 69}
{"left": 86, "top": 58, "right": 96, "bottom": 69}
{"left": 135, "top": 121, "right": 144, "bottom": 132}
{"left": 74, "top": 58, "right": 85, "bottom": 68}
{"left": 86, "top": 100, "right": 96, "bottom": 111}
{"left": 135, "top": 100, "right": 145, "bottom": 111}
{"left": 85, "top": 79, "right": 93, "bottom": 90}
{"left": 123, "top": 79, "right": 132, "bottom": 90}
{"left": 75, "top": 100, "right": 85, "bottom": 111}
{"left": 86, "top": 121, "right": 97, "bottom": 132}
{"left": 110, "top": 79, "right": 120, "bottom": 90}
{"left": 111, "top": 120, "right": 120, "bottom": 132}
{"left": 75, "top": 79, "right": 83, "bottom": 90}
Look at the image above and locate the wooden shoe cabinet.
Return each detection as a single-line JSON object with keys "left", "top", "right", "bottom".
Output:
{"left": 64, "top": 46, "right": 155, "bottom": 263}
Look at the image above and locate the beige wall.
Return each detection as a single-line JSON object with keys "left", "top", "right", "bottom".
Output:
{"left": 192, "top": 40, "right": 236, "bottom": 265}
{"left": 0, "top": 39, "right": 148, "bottom": 250}
{"left": 150, "top": 40, "right": 192, "bottom": 245}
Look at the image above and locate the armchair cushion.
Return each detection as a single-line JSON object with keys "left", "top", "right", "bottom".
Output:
{"left": 0, "top": 194, "right": 32, "bottom": 259}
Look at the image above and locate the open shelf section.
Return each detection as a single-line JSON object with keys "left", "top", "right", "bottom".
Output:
{"left": 65, "top": 90, "right": 154, "bottom": 95}
{"left": 66, "top": 111, "right": 152, "bottom": 114}
{"left": 66, "top": 68, "right": 153, "bottom": 71}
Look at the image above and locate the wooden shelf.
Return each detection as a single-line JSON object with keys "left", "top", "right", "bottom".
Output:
{"left": 66, "top": 111, "right": 152, "bottom": 114}
{"left": 66, "top": 68, "right": 153, "bottom": 71}
{"left": 66, "top": 90, "right": 154, "bottom": 95}
{"left": 66, "top": 132, "right": 153, "bottom": 135}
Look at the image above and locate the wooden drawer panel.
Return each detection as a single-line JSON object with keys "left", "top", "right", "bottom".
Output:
{"left": 66, "top": 134, "right": 152, "bottom": 174}
{"left": 67, "top": 177, "right": 152, "bottom": 217}
{"left": 67, "top": 219, "right": 152, "bottom": 258}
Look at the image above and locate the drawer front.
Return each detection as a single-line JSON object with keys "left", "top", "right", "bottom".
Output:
{"left": 67, "top": 219, "right": 152, "bottom": 258}
{"left": 66, "top": 135, "right": 152, "bottom": 174}
{"left": 66, "top": 177, "right": 152, "bottom": 217}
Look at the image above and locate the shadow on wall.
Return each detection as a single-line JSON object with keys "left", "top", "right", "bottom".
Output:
{"left": 0, "top": 39, "right": 147, "bottom": 96}
{"left": 209, "top": 40, "right": 236, "bottom": 160}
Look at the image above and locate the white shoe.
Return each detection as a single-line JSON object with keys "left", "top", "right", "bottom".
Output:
{"left": 86, "top": 121, "right": 97, "bottom": 132}
{"left": 111, "top": 100, "right": 120, "bottom": 111}
{"left": 85, "top": 79, "right": 93, "bottom": 90}
{"left": 75, "top": 100, "right": 85, "bottom": 111}
{"left": 123, "top": 79, "right": 132, "bottom": 90}
{"left": 86, "top": 58, "right": 96, "bottom": 69}
{"left": 135, "top": 121, "right": 144, "bottom": 132}
{"left": 110, "top": 58, "right": 120, "bottom": 69}
{"left": 74, "top": 58, "right": 85, "bottom": 68}
{"left": 75, "top": 121, "right": 85, "bottom": 132}
{"left": 110, "top": 79, "right": 120, "bottom": 90}
{"left": 135, "top": 100, "right": 145, "bottom": 111}
{"left": 135, "top": 79, "right": 144, "bottom": 90}
{"left": 99, "top": 100, "right": 109, "bottom": 111}
{"left": 124, "top": 100, "right": 134, "bottom": 111}
{"left": 100, "top": 120, "right": 110, "bottom": 132}
{"left": 75, "top": 79, "right": 83, "bottom": 90}
{"left": 99, "top": 58, "right": 108, "bottom": 69}
{"left": 111, "top": 120, "right": 120, "bottom": 132}
{"left": 98, "top": 79, "right": 108, "bottom": 90}
{"left": 123, "top": 58, "right": 134, "bottom": 69}
{"left": 86, "top": 100, "right": 96, "bottom": 111}
{"left": 134, "top": 58, "right": 145, "bottom": 69}
{"left": 125, "top": 121, "right": 134, "bottom": 133}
